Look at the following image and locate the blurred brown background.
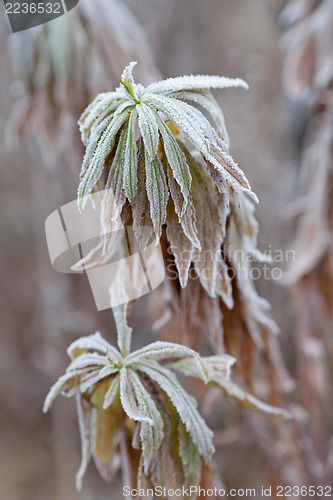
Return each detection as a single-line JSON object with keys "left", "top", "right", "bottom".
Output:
{"left": 0, "top": 0, "right": 311, "bottom": 499}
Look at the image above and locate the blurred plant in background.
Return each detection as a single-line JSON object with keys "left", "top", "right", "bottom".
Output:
{"left": 6, "top": 0, "right": 159, "bottom": 170}
{"left": 281, "top": 0, "right": 333, "bottom": 484}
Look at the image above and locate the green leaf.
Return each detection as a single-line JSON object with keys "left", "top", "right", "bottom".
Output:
{"left": 103, "top": 374, "right": 121, "bottom": 409}
{"left": 125, "top": 340, "right": 208, "bottom": 382}
{"left": 218, "top": 381, "right": 291, "bottom": 418}
{"left": 123, "top": 107, "right": 139, "bottom": 202}
{"left": 154, "top": 111, "right": 191, "bottom": 201}
{"left": 120, "top": 61, "right": 139, "bottom": 101}
{"left": 78, "top": 102, "right": 132, "bottom": 211}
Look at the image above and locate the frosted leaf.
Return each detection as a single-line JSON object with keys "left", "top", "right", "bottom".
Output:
{"left": 120, "top": 61, "right": 140, "bottom": 101}
{"left": 79, "top": 92, "right": 127, "bottom": 146}
{"left": 166, "top": 163, "right": 187, "bottom": 218}
{"left": 132, "top": 143, "right": 154, "bottom": 248}
{"left": 113, "top": 303, "right": 132, "bottom": 357}
{"left": 75, "top": 394, "right": 91, "bottom": 491}
{"left": 78, "top": 102, "right": 133, "bottom": 211}
{"left": 178, "top": 420, "right": 201, "bottom": 485}
{"left": 66, "top": 353, "right": 108, "bottom": 372}
{"left": 170, "top": 355, "right": 236, "bottom": 383}
{"left": 43, "top": 368, "right": 91, "bottom": 413}
{"left": 136, "top": 361, "right": 215, "bottom": 462}
{"left": 79, "top": 114, "right": 116, "bottom": 178}
{"left": 146, "top": 94, "right": 214, "bottom": 155}
{"left": 170, "top": 89, "right": 230, "bottom": 146}
{"left": 166, "top": 208, "right": 194, "bottom": 287}
{"left": 205, "top": 145, "right": 258, "bottom": 203}
{"left": 71, "top": 229, "right": 125, "bottom": 271}
{"left": 101, "top": 123, "right": 128, "bottom": 233}
{"left": 125, "top": 341, "right": 208, "bottom": 382}
{"left": 178, "top": 196, "right": 201, "bottom": 250}
{"left": 123, "top": 107, "right": 139, "bottom": 202}
{"left": 144, "top": 74, "right": 249, "bottom": 95}
{"left": 145, "top": 152, "right": 168, "bottom": 239}
{"left": 137, "top": 103, "right": 160, "bottom": 159}
{"left": 127, "top": 370, "right": 164, "bottom": 473}
{"left": 80, "top": 368, "right": 117, "bottom": 393}
{"left": 99, "top": 364, "right": 120, "bottom": 379}
{"left": 67, "top": 331, "right": 121, "bottom": 363}
{"left": 154, "top": 112, "right": 191, "bottom": 201}
{"left": 103, "top": 374, "right": 121, "bottom": 409}
{"left": 189, "top": 159, "right": 225, "bottom": 297}
{"left": 119, "top": 368, "right": 153, "bottom": 424}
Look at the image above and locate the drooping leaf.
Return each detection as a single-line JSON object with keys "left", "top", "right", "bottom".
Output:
{"left": 75, "top": 394, "right": 91, "bottom": 491}
{"left": 136, "top": 360, "right": 214, "bottom": 462}
{"left": 166, "top": 207, "right": 194, "bottom": 287}
{"left": 103, "top": 374, "right": 121, "bottom": 409}
{"left": 78, "top": 102, "right": 133, "bottom": 211}
{"left": 101, "top": 123, "right": 128, "bottom": 233}
{"left": 170, "top": 354, "right": 236, "bottom": 383}
{"left": 137, "top": 103, "right": 159, "bottom": 159}
{"left": 125, "top": 340, "right": 208, "bottom": 382}
{"left": 91, "top": 380, "right": 122, "bottom": 482}
{"left": 145, "top": 151, "right": 168, "bottom": 239}
{"left": 127, "top": 370, "right": 164, "bottom": 473}
{"left": 123, "top": 107, "right": 139, "bottom": 202}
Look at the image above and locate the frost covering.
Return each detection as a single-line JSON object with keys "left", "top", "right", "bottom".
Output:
{"left": 44, "top": 306, "right": 231, "bottom": 493}
{"left": 77, "top": 62, "right": 258, "bottom": 300}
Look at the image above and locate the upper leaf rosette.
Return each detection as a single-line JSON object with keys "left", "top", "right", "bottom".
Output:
{"left": 78, "top": 62, "right": 255, "bottom": 214}
{"left": 77, "top": 62, "right": 258, "bottom": 295}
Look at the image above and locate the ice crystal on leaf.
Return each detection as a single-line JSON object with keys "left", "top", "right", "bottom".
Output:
{"left": 78, "top": 61, "right": 255, "bottom": 210}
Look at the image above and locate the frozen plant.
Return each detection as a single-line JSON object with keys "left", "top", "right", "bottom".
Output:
{"left": 47, "top": 62, "right": 290, "bottom": 494}
{"left": 44, "top": 306, "right": 287, "bottom": 493}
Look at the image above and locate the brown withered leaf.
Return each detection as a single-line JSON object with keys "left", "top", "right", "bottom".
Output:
{"left": 90, "top": 379, "right": 122, "bottom": 482}
{"left": 166, "top": 204, "right": 194, "bottom": 288}
{"left": 132, "top": 142, "right": 154, "bottom": 248}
